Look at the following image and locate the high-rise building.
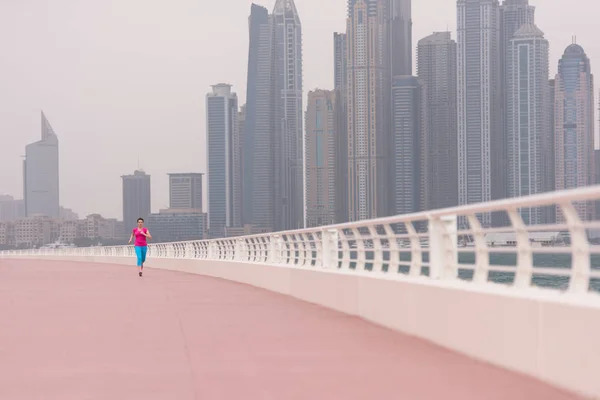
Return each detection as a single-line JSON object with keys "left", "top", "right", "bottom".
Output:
{"left": 545, "top": 79, "right": 556, "bottom": 194}
{"left": 506, "top": 24, "right": 549, "bottom": 225}
{"left": 334, "top": 33, "right": 347, "bottom": 98}
{"left": 595, "top": 149, "right": 600, "bottom": 220}
{"left": 457, "top": 0, "right": 501, "bottom": 227}
{"left": 390, "top": 0, "right": 412, "bottom": 76}
{"left": 206, "top": 83, "right": 242, "bottom": 238}
{"left": 541, "top": 78, "right": 557, "bottom": 224}
{"left": 272, "top": 0, "right": 304, "bottom": 231}
{"left": 24, "top": 112, "right": 59, "bottom": 218}
{"left": 390, "top": 76, "right": 426, "bottom": 216}
{"left": 121, "top": 170, "right": 151, "bottom": 232}
{"left": 244, "top": 4, "right": 275, "bottom": 231}
{"left": 554, "top": 43, "right": 596, "bottom": 221}
{"left": 346, "top": 0, "right": 390, "bottom": 221}
{"left": 305, "top": 90, "right": 339, "bottom": 228}
{"left": 237, "top": 104, "right": 246, "bottom": 223}
{"left": 243, "top": 1, "right": 303, "bottom": 232}
{"left": 417, "top": 31, "right": 458, "bottom": 211}
{"left": 333, "top": 32, "right": 349, "bottom": 223}
{"left": 499, "top": 0, "right": 535, "bottom": 207}
{"left": 168, "top": 173, "right": 203, "bottom": 210}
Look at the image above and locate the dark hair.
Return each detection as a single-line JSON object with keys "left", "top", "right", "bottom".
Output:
{"left": 137, "top": 218, "right": 144, "bottom": 223}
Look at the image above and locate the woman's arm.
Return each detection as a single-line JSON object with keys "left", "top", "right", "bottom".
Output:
{"left": 144, "top": 229, "right": 152, "bottom": 240}
{"left": 128, "top": 232, "right": 134, "bottom": 244}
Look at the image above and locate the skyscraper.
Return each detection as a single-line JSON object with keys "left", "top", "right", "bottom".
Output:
{"left": 554, "top": 43, "right": 596, "bottom": 221}
{"left": 346, "top": 0, "right": 390, "bottom": 221}
{"left": 121, "top": 170, "right": 151, "bottom": 231}
{"left": 457, "top": 0, "right": 501, "bottom": 227}
{"left": 206, "top": 84, "right": 242, "bottom": 238}
{"left": 305, "top": 90, "right": 339, "bottom": 228}
{"left": 272, "top": 0, "right": 304, "bottom": 231}
{"left": 24, "top": 112, "right": 59, "bottom": 218}
{"left": 244, "top": 4, "right": 275, "bottom": 231}
{"left": 506, "top": 24, "right": 549, "bottom": 225}
{"left": 545, "top": 79, "right": 556, "bottom": 194}
{"left": 417, "top": 31, "right": 458, "bottom": 211}
{"left": 333, "top": 32, "right": 349, "bottom": 223}
{"left": 390, "top": 76, "right": 426, "bottom": 216}
{"left": 390, "top": 0, "right": 412, "bottom": 76}
{"left": 334, "top": 33, "right": 347, "bottom": 97}
{"left": 500, "top": 0, "right": 535, "bottom": 208}
{"left": 168, "top": 173, "right": 203, "bottom": 210}
{"left": 237, "top": 104, "right": 246, "bottom": 223}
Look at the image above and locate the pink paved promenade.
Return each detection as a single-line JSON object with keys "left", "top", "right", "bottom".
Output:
{"left": 0, "top": 259, "right": 587, "bottom": 400}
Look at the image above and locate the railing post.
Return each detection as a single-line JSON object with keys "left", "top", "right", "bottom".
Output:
{"left": 233, "top": 239, "right": 241, "bottom": 262}
{"left": 321, "top": 229, "right": 338, "bottom": 269}
{"left": 428, "top": 215, "right": 458, "bottom": 280}
{"left": 561, "top": 203, "right": 590, "bottom": 293}
{"left": 207, "top": 241, "right": 215, "bottom": 260}
{"left": 184, "top": 243, "right": 193, "bottom": 259}
{"left": 406, "top": 221, "right": 422, "bottom": 277}
{"left": 507, "top": 209, "right": 533, "bottom": 289}
{"left": 267, "top": 234, "right": 279, "bottom": 264}
{"left": 467, "top": 214, "right": 490, "bottom": 284}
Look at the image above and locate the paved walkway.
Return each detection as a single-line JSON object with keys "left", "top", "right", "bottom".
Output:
{"left": 0, "top": 259, "right": 587, "bottom": 400}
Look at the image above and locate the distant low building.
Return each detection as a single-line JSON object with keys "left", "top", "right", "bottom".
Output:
{"left": 0, "top": 221, "right": 15, "bottom": 247}
{"left": 13, "top": 215, "right": 57, "bottom": 248}
{"left": 59, "top": 220, "right": 80, "bottom": 243}
{"left": 59, "top": 206, "right": 79, "bottom": 221}
{"left": 146, "top": 209, "right": 208, "bottom": 243}
{"left": 223, "top": 224, "right": 268, "bottom": 238}
{"left": 0, "top": 195, "right": 25, "bottom": 222}
{"left": 0, "top": 213, "right": 126, "bottom": 249}
{"left": 485, "top": 232, "right": 564, "bottom": 247}
{"left": 81, "top": 214, "right": 126, "bottom": 241}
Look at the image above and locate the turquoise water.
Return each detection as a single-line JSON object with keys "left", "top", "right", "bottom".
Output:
{"left": 342, "top": 252, "right": 600, "bottom": 293}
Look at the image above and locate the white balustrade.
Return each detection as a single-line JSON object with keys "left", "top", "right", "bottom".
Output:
{"left": 3, "top": 185, "right": 600, "bottom": 295}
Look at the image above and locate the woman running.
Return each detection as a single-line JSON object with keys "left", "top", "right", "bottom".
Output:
{"left": 128, "top": 217, "right": 152, "bottom": 277}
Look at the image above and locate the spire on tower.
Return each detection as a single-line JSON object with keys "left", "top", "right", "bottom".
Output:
{"left": 41, "top": 111, "right": 58, "bottom": 141}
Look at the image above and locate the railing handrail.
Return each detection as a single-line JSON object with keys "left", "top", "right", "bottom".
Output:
{"left": 3, "top": 186, "right": 600, "bottom": 296}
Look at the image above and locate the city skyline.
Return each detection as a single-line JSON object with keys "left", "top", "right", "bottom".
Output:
{"left": 0, "top": 0, "right": 599, "bottom": 219}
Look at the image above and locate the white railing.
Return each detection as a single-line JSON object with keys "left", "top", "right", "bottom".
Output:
{"left": 3, "top": 186, "right": 600, "bottom": 295}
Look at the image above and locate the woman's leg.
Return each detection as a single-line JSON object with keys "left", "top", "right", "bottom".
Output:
{"left": 135, "top": 246, "right": 143, "bottom": 267}
{"left": 135, "top": 246, "right": 144, "bottom": 277}
{"left": 141, "top": 246, "right": 147, "bottom": 268}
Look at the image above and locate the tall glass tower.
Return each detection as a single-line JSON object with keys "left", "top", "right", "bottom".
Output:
{"left": 506, "top": 24, "right": 549, "bottom": 225}
{"left": 272, "top": 0, "right": 304, "bottom": 231}
{"left": 457, "top": 0, "right": 501, "bottom": 227}
{"left": 417, "top": 31, "right": 458, "bottom": 211}
{"left": 554, "top": 43, "right": 596, "bottom": 221}
{"left": 24, "top": 112, "right": 59, "bottom": 218}
{"left": 346, "top": 0, "right": 390, "bottom": 221}
{"left": 206, "top": 84, "right": 241, "bottom": 238}
{"left": 244, "top": 4, "right": 274, "bottom": 231}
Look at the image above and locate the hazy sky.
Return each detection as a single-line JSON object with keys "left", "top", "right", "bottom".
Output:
{"left": 0, "top": 0, "right": 598, "bottom": 219}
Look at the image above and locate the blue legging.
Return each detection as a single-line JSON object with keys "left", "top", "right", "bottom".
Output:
{"left": 135, "top": 246, "right": 147, "bottom": 267}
